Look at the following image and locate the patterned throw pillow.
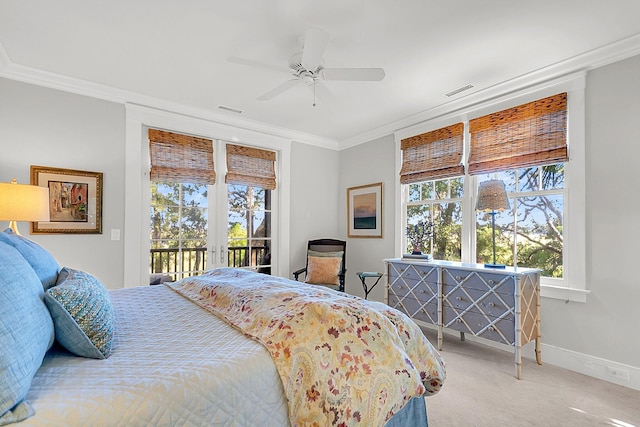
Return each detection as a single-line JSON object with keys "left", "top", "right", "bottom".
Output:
{"left": 305, "top": 255, "right": 342, "bottom": 286}
{"left": 44, "top": 269, "right": 114, "bottom": 359}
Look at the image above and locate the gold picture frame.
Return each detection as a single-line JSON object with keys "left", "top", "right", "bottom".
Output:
{"left": 347, "top": 182, "right": 383, "bottom": 238}
{"left": 30, "top": 165, "right": 103, "bottom": 234}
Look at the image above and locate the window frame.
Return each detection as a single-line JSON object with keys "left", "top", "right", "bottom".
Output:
{"left": 394, "top": 72, "right": 588, "bottom": 302}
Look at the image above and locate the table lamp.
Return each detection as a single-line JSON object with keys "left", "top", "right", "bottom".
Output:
{"left": 476, "top": 179, "right": 510, "bottom": 268}
{"left": 0, "top": 179, "right": 50, "bottom": 235}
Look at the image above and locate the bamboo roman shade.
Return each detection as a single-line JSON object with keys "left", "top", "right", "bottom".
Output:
{"left": 468, "top": 92, "right": 568, "bottom": 175}
{"left": 400, "top": 123, "right": 464, "bottom": 184}
{"left": 225, "top": 144, "right": 277, "bottom": 190}
{"left": 148, "top": 129, "right": 216, "bottom": 184}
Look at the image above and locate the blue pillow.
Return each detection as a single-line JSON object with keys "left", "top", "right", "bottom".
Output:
{"left": 0, "top": 240, "right": 55, "bottom": 424}
{"left": 45, "top": 268, "right": 114, "bottom": 359}
{"left": 0, "top": 229, "right": 60, "bottom": 290}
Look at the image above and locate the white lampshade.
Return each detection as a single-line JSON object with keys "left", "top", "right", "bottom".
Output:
{"left": 476, "top": 180, "right": 510, "bottom": 212}
{"left": 0, "top": 179, "right": 50, "bottom": 234}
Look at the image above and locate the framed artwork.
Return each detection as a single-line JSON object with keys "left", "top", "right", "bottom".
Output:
{"left": 347, "top": 182, "right": 383, "bottom": 238}
{"left": 30, "top": 165, "right": 103, "bottom": 234}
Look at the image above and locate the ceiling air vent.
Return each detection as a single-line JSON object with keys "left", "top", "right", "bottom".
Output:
{"left": 218, "top": 105, "right": 243, "bottom": 114}
{"left": 444, "top": 84, "right": 474, "bottom": 97}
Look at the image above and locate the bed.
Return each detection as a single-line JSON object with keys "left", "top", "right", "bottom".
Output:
{"left": 0, "top": 230, "right": 446, "bottom": 426}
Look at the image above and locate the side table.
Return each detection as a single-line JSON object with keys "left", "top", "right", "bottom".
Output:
{"left": 356, "top": 272, "right": 383, "bottom": 300}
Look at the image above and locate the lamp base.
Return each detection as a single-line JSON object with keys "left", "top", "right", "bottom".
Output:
{"left": 484, "top": 263, "right": 506, "bottom": 269}
{"left": 8, "top": 220, "right": 22, "bottom": 235}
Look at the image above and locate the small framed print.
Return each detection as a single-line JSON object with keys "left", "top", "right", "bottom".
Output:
{"left": 30, "top": 165, "right": 103, "bottom": 234}
{"left": 347, "top": 182, "right": 383, "bottom": 238}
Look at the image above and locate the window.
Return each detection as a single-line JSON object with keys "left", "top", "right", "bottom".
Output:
{"left": 397, "top": 79, "right": 586, "bottom": 301}
{"left": 405, "top": 177, "right": 463, "bottom": 260}
{"left": 475, "top": 164, "right": 565, "bottom": 278}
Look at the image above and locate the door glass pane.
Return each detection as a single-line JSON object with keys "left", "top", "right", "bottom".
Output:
{"left": 227, "top": 183, "right": 272, "bottom": 272}
{"left": 150, "top": 182, "right": 209, "bottom": 280}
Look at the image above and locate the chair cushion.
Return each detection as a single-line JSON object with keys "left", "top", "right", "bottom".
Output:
{"left": 308, "top": 249, "right": 344, "bottom": 259}
{"left": 45, "top": 268, "right": 114, "bottom": 359}
{"left": 0, "top": 241, "right": 55, "bottom": 424}
{"left": 0, "top": 228, "right": 60, "bottom": 290}
{"left": 305, "top": 255, "right": 342, "bottom": 286}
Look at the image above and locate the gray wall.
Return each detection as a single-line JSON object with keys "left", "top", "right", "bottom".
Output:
{"left": 289, "top": 141, "right": 340, "bottom": 277}
{"left": 0, "top": 78, "right": 126, "bottom": 289}
{"left": 540, "top": 54, "right": 640, "bottom": 367}
{"left": 338, "top": 134, "right": 396, "bottom": 300}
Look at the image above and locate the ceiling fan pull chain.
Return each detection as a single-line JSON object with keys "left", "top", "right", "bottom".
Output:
{"left": 313, "top": 79, "right": 317, "bottom": 107}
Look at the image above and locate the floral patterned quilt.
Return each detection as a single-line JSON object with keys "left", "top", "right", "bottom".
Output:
{"left": 169, "top": 268, "right": 445, "bottom": 427}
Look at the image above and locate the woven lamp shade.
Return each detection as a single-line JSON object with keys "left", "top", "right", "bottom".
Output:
{"left": 476, "top": 180, "right": 510, "bottom": 212}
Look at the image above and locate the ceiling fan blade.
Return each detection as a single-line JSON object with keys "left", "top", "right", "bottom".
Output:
{"left": 322, "top": 67, "right": 386, "bottom": 81}
{"left": 301, "top": 28, "right": 329, "bottom": 71}
{"left": 257, "top": 79, "right": 299, "bottom": 101}
{"left": 227, "top": 56, "right": 288, "bottom": 74}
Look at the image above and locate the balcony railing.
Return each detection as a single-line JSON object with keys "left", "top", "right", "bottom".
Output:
{"left": 150, "top": 246, "right": 270, "bottom": 280}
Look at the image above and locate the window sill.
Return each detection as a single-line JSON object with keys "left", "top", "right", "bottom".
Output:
{"left": 541, "top": 283, "right": 590, "bottom": 303}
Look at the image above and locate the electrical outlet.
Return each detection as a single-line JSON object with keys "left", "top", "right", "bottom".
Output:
{"left": 606, "top": 366, "right": 630, "bottom": 381}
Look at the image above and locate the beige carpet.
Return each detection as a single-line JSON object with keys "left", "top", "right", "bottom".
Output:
{"left": 421, "top": 328, "right": 640, "bottom": 426}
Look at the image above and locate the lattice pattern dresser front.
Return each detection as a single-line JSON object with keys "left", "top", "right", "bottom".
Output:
{"left": 386, "top": 259, "right": 541, "bottom": 379}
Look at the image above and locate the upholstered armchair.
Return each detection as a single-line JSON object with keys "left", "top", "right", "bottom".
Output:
{"left": 292, "top": 238, "right": 346, "bottom": 292}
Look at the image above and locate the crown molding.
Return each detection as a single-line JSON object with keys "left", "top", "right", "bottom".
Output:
{"left": 0, "top": 43, "right": 339, "bottom": 151}
{"left": 0, "top": 40, "right": 10, "bottom": 69}
{"left": 340, "top": 32, "right": 640, "bottom": 150}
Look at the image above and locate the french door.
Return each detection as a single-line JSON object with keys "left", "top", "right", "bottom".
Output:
{"left": 149, "top": 141, "right": 273, "bottom": 281}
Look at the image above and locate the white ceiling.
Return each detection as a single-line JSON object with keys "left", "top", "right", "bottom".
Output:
{"left": 1, "top": 0, "right": 640, "bottom": 147}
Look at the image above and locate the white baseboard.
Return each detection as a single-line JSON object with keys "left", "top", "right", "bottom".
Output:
{"left": 419, "top": 323, "right": 640, "bottom": 391}
{"left": 532, "top": 343, "right": 640, "bottom": 391}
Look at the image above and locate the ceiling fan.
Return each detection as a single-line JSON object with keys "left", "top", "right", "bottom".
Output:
{"left": 230, "top": 28, "right": 385, "bottom": 105}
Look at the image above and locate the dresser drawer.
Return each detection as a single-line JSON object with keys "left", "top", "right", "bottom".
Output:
{"left": 442, "top": 268, "right": 515, "bottom": 296}
{"left": 442, "top": 284, "right": 514, "bottom": 317}
{"left": 388, "top": 295, "right": 438, "bottom": 326}
{"left": 390, "top": 278, "right": 437, "bottom": 299}
{"left": 389, "top": 262, "right": 438, "bottom": 282}
{"left": 442, "top": 306, "right": 515, "bottom": 345}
